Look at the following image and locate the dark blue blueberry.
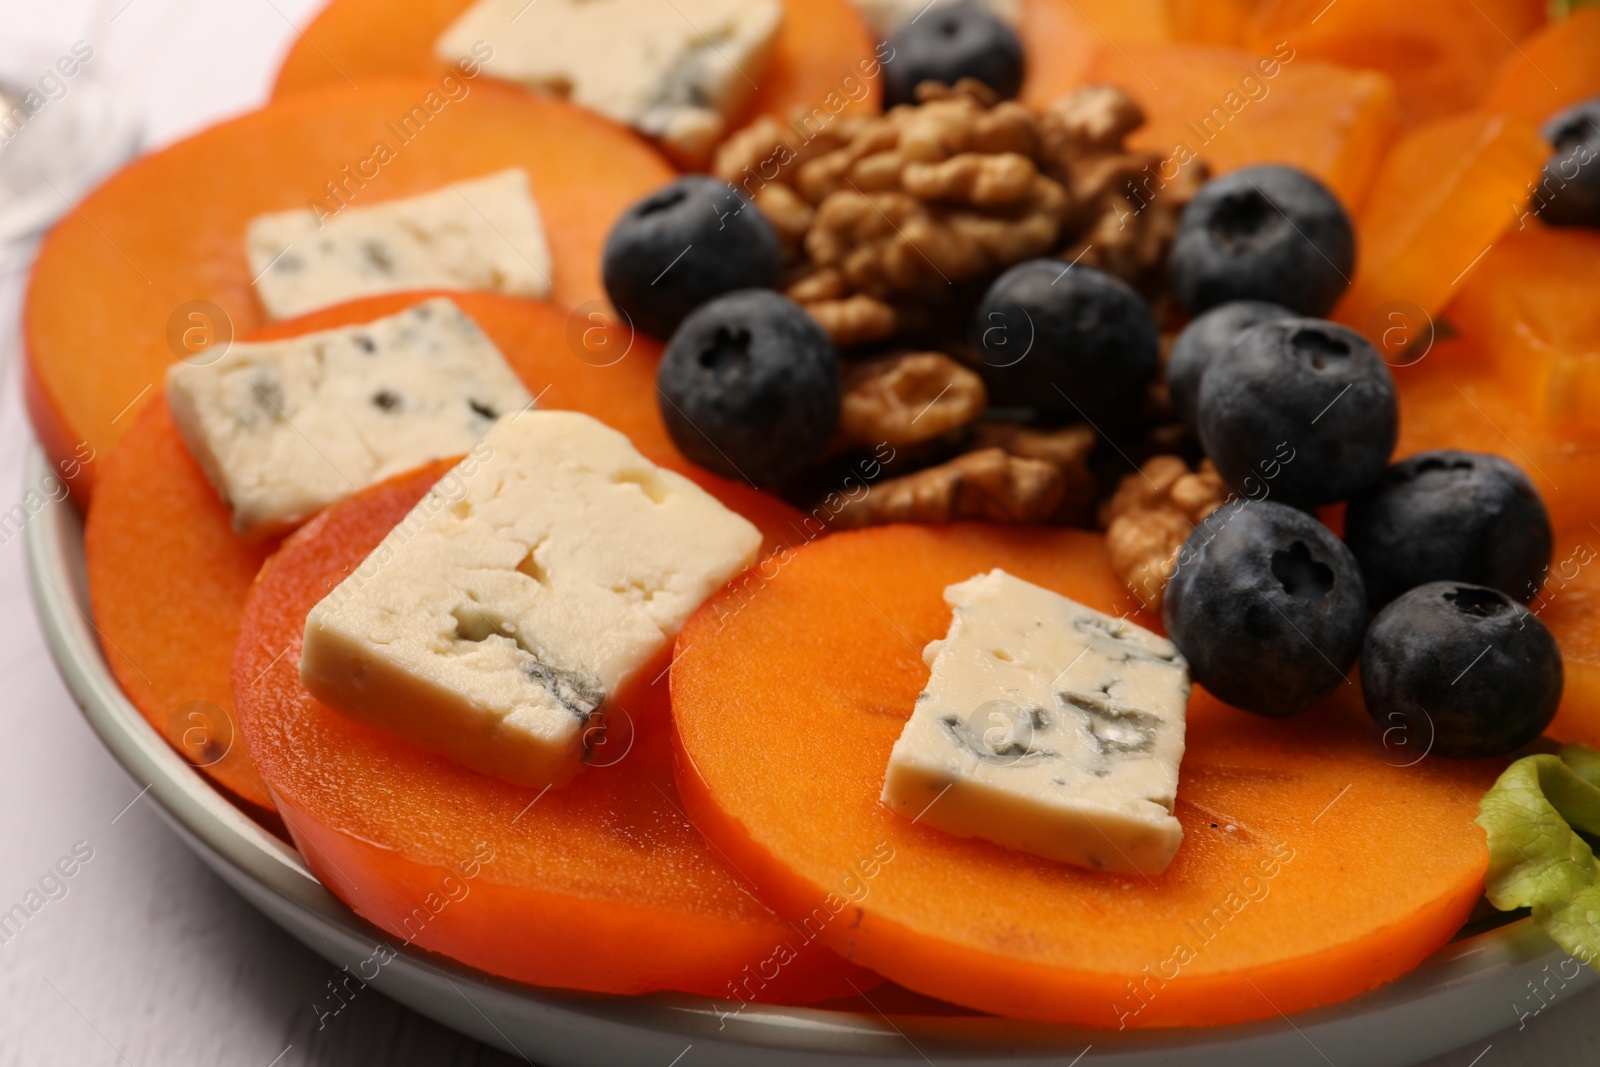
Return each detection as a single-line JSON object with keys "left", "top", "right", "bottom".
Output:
{"left": 1164, "top": 501, "right": 1367, "bottom": 718}
{"left": 882, "top": 2, "right": 1025, "bottom": 108}
{"left": 1197, "top": 318, "right": 1396, "bottom": 508}
{"left": 602, "top": 176, "right": 783, "bottom": 340}
{"left": 1345, "top": 450, "right": 1553, "bottom": 608}
{"left": 1361, "top": 582, "right": 1563, "bottom": 759}
{"left": 657, "top": 290, "right": 840, "bottom": 486}
{"left": 1167, "top": 300, "right": 1293, "bottom": 431}
{"left": 972, "top": 259, "right": 1159, "bottom": 424}
{"left": 1538, "top": 97, "right": 1600, "bottom": 228}
{"left": 1169, "top": 165, "right": 1355, "bottom": 317}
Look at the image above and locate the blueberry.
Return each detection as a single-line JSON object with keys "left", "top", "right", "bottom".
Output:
{"left": 1167, "top": 300, "right": 1293, "bottom": 431}
{"left": 1538, "top": 97, "right": 1600, "bottom": 228}
{"left": 602, "top": 176, "right": 783, "bottom": 339}
{"left": 1169, "top": 165, "right": 1355, "bottom": 317}
{"left": 1345, "top": 451, "right": 1553, "bottom": 608}
{"left": 657, "top": 290, "right": 840, "bottom": 485}
{"left": 972, "top": 260, "right": 1159, "bottom": 424}
{"left": 1197, "top": 318, "right": 1396, "bottom": 508}
{"left": 1361, "top": 582, "right": 1563, "bottom": 759}
{"left": 882, "top": 2, "right": 1025, "bottom": 108}
{"left": 1164, "top": 501, "right": 1367, "bottom": 717}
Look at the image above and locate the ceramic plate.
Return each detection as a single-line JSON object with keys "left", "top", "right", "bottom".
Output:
{"left": 25, "top": 446, "right": 1593, "bottom": 1066}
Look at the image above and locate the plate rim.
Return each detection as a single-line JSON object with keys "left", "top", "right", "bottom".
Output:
{"left": 26, "top": 444, "right": 1591, "bottom": 1065}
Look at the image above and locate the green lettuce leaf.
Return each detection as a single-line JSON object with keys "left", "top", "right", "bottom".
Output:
{"left": 1551, "top": 0, "right": 1600, "bottom": 17}
{"left": 1476, "top": 745, "right": 1600, "bottom": 970}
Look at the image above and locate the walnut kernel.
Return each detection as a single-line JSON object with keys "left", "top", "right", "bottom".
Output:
{"left": 830, "top": 447, "right": 1064, "bottom": 528}
{"left": 969, "top": 422, "right": 1098, "bottom": 525}
{"left": 1101, "top": 456, "right": 1227, "bottom": 611}
{"left": 838, "top": 352, "right": 987, "bottom": 447}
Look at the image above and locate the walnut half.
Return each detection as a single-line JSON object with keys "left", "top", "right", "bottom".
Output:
{"left": 1101, "top": 455, "right": 1227, "bottom": 612}
{"left": 804, "top": 293, "right": 900, "bottom": 348}
{"left": 838, "top": 351, "right": 987, "bottom": 448}
{"left": 830, "top": 448, "right": 1064, "bottom": 528}
{"left": 721, "top": 81, "right": 1076, "bottom": 350}
{"left": 969, "top": 422, "right": 1098, "bottom": 526}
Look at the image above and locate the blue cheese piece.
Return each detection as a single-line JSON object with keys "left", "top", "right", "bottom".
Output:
{"left": 299, "top": 410, "right": 763, "bottom": 788}
{"left": 246, "top": 169, "right": 551, "bottom": 321}
{"left": 165, "top": 298, "right": 531, "bottom": 538}
{"left": 435, "top": 0, "right": 783, "bottom": 166}
{"left": 882, "top": 569, "right": 1189, "bottom": 876}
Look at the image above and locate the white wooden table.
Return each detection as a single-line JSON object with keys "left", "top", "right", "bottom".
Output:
{"left": 0, "top": 2, "right": 1593, "bottom": 1063}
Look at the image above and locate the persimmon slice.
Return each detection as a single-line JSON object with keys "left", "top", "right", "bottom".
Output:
{"left": 1242, "top": 0, "right": 1546, "bottom": 128}
{"left": 85, "top": 292, "right": 800, "bottom": 830}
{"left": 1077, "top": 42, "right": 1400, "bottom": 210}
{"left": 85, "top": 398, "right": 280, "bottom": 814}
{"left": 272, "top": 0, "right": 881, "bottom": 133}
{"left": 1166, "top": 0, "right": 1269, "bottom": 46}
{"left": 670, "top": 524, "right": 1503, "bottom": 1027}
{"left": 23, "top": 80, "right": 673, "bottom": 499}
{"left": 1333, "top": 112, "right": 1548, "bottom": 334}
{"left": 1447, "top": 224, "right": 1600, "bottom": 435}
{"left": 1482, "top": 8, "right": 1600, "bottom": 128}
{"left": 1535, "top": 526, "right": 1600, "bottom": 750}
{"left": 234, "top": 459, "right": 870, "bottom": 998}
{"left": 1017, "top": 0, "right": 1172, "bottom": 107}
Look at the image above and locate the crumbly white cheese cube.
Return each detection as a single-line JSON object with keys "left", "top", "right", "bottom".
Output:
{"left": 435, "top": 0, "right": 782, "bottom": 166}
{"left": 300, "top": 410, "right": 763, "bottom": 788}
{"left": 165, "top": 298, "right": 532, "bottom": 538}
{"left": 882, "top": 569, "right": 1190, "bottom": 876}
{"left": 246, "top": 169, "right": 551, "bottom": 321}
{"left": 850, "top": 0, "right": 1019, "bottom": 37}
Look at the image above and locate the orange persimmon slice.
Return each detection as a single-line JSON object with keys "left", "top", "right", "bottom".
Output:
{"left": 1166, "top": 0, "right": 1271, "bottom": 47}
{"left": 670, "top": 524, "right": 1502, "bottom": 1027}
{"left": 23, "top": 79, "right": 673, "bottom": 500}
{"left": 1482, "top": 9, "right": 1600, "bottom": 128}
{"left": 85, "top": 291, "right": 799, "bottom": 829}
{"left": 1243, "top": 0, "right": 1545, "bottom": 128}
{"left": 85, "top": 398, "right": 281, "bottom": 814}
{"left": 1538, "top": 525, "right": 1600, "bottom": 750}
{"left": 232, "top": 459, "right": 871, "bottom": 999}
{"left": 1389, "top": 338, "right": 1600, "bottom": 535}
{"left": 1076, "top": 42, "right": 1399, "bottom": 210}
{"left": 1536, "top": 527, "right": 1600, "bottom": 748}
{"left": 272, "top": 0, "right": 881, "bottom": 132}
{"left": 1017, "top": 0, "right": 1172, "bottom": 106}
{"left": 1333, "top": 111, "right": 1548, "bottom": 335}
{"left": 1447, "top": 224, "right": 1600, "bottom": 435}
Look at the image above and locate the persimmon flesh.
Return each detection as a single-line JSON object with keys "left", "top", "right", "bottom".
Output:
{"left": 272, "top": 0, "right": 882, "bottom": 136}
{"left": 234, "top": 462, "right": 869, "bottom": 998}
{"left": 24, "top": 80, "right": 674, "bottom": 499}
{"left": 84, "top": 292, "right": 800, "bottom": 832}
{"left": 671, "top": 524, "right": 1502, "bottom": 1027}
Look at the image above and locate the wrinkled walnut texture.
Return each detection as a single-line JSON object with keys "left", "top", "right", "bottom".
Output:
{"left": 716, "top": 81, "right": 1205, "bottom": 347}
{"left": 969, "top": 422, "right": 1098, "bottom": 525}
{"left": 1101, "top": 455, "right": 1227, "bottom": 612}
{"left": 830, "top": 447, "right": 1064, "bottom": 528}
{"left": 717, "top": 81, "right": 1074, "bottom": 344}
{"left": 838, "top": 352, "right": 988, "bottom": 447}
